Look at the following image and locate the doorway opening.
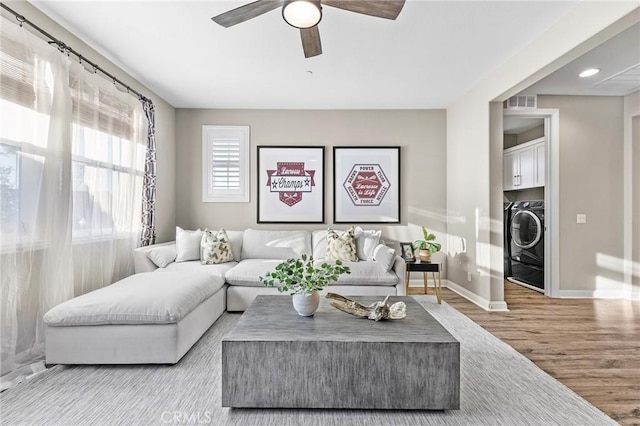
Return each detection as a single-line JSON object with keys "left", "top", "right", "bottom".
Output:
{"left": 503, "top": 108, "right": 559, "bottom": 298}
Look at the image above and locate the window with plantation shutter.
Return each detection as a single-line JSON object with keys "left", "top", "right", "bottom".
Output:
{"left": 202, "top": 125, "right": 249, "bottom": 202}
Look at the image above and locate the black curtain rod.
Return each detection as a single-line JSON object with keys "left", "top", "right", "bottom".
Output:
{"left": 0, "top": 2, "right": 152, "bottom": 104}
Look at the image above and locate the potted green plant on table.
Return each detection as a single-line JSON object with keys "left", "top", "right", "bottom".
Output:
{"left": 260, "top": 254, "right": 350, "bottom": 316}
{"left": 413, "top": 226, "right": 441, "bottom": 262}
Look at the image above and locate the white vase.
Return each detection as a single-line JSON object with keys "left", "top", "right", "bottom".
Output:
{"left": 292, "top": 291, "right": 320, "bottom": 316}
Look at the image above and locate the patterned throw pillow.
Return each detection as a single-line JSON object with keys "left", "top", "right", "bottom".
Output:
{"left": 326, "top": 227, "right": 358, "bottom": 262}
{"left": 200, "top": 228, "right": 234, "bottom": 265}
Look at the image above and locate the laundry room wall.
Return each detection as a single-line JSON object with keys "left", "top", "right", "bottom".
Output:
{"left": 516, "top": 125, "right": 545, "bottom": 145}
{"left": 504, "top": 187, "right": 544, "bottom": 202}
{"left": 537, "top": 95, "right": 625, "bottom": 295}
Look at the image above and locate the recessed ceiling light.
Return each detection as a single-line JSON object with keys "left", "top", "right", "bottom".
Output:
{"left": 579, "top": 68, "right": 600, "bottom": 78}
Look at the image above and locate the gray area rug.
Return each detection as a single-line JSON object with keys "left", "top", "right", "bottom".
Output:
{"left": 1, "top": 296, "right": 614, "bottom": 426}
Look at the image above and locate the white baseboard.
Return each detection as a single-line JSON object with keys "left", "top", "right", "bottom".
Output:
{"left": 409, "top": 279, "right": 509, "bottom": 312}
{"left": 626, "top": 289, "right": 640, "bottom": 301}
{"left": 556, "top": 289, "right": 627, "bottom": 299}
{"left": 410, "top": 281, "right": 638, "bottom": 303}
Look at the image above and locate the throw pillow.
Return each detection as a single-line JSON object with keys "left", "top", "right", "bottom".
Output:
{"left": 200, "top": 228, "right": 234, "bottom": 265}
{"left": 354, "top": 226, "right": 382, "bottom": 260}
{"left": 175, "top": 226, "right": 203, "bottom": 262}
{"left": 146, "top": 244, "right": 177, "bottom": 268}
{"left": 373, "top": 244, "right": 396, "bottom": 271}
{"left": 326, "top": 227, "right": 358, "bottom": 262}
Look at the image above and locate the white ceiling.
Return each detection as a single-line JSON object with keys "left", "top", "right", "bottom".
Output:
{"left": 521, "top": 23, "right": 640, "bottom": 97}
{"left": 31, "top": 0, "right": 581, "bottom": 109}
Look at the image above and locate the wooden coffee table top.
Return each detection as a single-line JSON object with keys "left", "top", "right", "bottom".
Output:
{"left": 224, "top": 295, "right": 458, "bottom": 344}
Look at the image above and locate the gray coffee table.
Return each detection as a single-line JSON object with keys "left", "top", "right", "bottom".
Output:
{"left": 221, "top": 295, "right": 459, "bottom": 410}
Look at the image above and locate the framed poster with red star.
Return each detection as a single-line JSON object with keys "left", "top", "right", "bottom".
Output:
{"left": 257, "top": 146, "right": 325, "bottom": 223}
{"left": 333, "top": 146, "right": 400, "bottom": 224}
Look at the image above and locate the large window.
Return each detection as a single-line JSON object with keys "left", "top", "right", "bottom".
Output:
{"left": 0, "top": 98, "right": 49, "bottom": 247}
{"left": 0, "top": 35, "right": 145, "bottom": 249}
{"left": 70, "top": 124, "right": 144, "bottom": 240}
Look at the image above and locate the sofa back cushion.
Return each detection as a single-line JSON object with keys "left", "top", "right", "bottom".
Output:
{"left": 312, "top": 230, "right": 328, "bottom": 259}
{"left": 313, "top": 228, "right": 382, "bottom": 261}
{"left": 175, "top": 227, "right": 203, "bottom": 262}
{"left": 146, "top": 244, "right": 177, "bottom": 268}
{"left": 241, "top": 229, "right": 311, "bottom": 259}
{"left": 354, "top": 226, "right": 382, "bottom": 260}
{"left": 226, "top": 230, "right": 244, "bottom": 261}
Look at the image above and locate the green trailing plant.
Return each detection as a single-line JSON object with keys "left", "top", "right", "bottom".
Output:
{"left": 413, "top": 226, "right": 442, "bottom": 254}
{"left": 260, "top": 254, "right": 350, "bottom": 296}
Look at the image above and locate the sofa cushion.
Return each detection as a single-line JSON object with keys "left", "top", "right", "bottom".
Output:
{"left": 312, "top": 230, "right": 328, "bottom": 260}
{"left": 162, "top": 260, "right": 238, "bottom": 280}
{"left": 241, "top": 229, "right": 311, "bottom": 260}
{"left": 225, "top": 259, "right": 284, "bottom": 287}
{"left": 175, "top": 227, "right": 203, "bottom": 262}
{"left": 226, "top": 230, "right": 244, "bottom": 261}
{"left": 146, "top": 243, "right": 177, "bottom": 268}
{"left": 373, "top": 244, "right": 396, "bottom": 272}
{"left": 327, "top": 227, "right": 358, "bottom": 262}
{"left": 354, "top": 226, "right": 382, "bottom": 260}
{"left": 43, "top": 272, "right": 224, "bottom": 326}
{"left": 200, "top": 228, "right": 234, "bottom": 265}
{"left": 313, "top": 260, "right": 398, "bottom": 286}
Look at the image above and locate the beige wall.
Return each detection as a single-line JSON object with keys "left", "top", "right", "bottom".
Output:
{"left": 504, "top": 134, "right": 518, "bottom": 150}
{"left": 6, "top": 1, "right": 177, "bottom": 243}
{"left": 624, "top": 92, "right": 640, "bottom": 299}
{"left": 175, "top": 109, "right": 448, "bottom": 267}
{"left": 503, "top": 125, "right": 544, "bottom": 149}
{"left": 504, "top": 187, "right": 545, "bottom": 202}
{"left": 538, "top": 96, "right": 624, "bottom": 292}
{"left": 447, "top": 3, "right": 637, "bottom": 307}
{"left": 517, "top": 125, "right": 545, "bottom": 145}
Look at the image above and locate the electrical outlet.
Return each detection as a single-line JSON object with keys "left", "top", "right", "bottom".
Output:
{"left": 576, "top": 214, "right": 587, "bottom": 224}
{"left": 467, "top": 272, "right": 472, "bottom": 282}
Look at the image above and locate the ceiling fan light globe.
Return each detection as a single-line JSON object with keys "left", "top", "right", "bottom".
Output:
{"left": 283, "top": 0, "right": 322, "bottom": 29}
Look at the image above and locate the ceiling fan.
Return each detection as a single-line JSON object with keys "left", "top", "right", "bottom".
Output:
{"left": 211, "top": 0, "right": 405, "bottom": 58}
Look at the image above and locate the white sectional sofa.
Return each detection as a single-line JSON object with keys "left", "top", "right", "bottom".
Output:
{"left": 43, "top": 228, "right": 404, "bottom": 365}
{"left": 134, "top": 229, "right": 406, "bottom": 311}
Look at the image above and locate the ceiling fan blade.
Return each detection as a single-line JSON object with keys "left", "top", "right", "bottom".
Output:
{"left": 323, "top": 0, "right": 405, "bottom": 20}
{"left": 211, "top": 0, "right": 283, "bottom": 28}
{"left": 300, "top": 26, "right": 322, "bottom": 58}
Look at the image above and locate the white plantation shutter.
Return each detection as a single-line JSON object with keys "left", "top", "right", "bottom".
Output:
{"left": 202, "top": 125, "right": 249, "bottom": 202}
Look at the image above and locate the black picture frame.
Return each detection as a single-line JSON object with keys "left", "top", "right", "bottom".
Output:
{"left": 333, "top": 146, "right": 401, "bottom": 223}
{"left": 257, "top": 146, "right": 325, "bottom": 224}
{"left": 400, "top": 242, "right": 415, "bottom": 262}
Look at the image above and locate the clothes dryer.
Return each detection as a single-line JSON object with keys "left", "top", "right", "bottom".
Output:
{"left": 510, "top": 200, "right": 544, "bottom": 290}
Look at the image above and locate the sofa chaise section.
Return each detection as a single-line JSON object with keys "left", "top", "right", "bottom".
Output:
{"left": 44, "top": 271, "right": 226, "bottom": 365}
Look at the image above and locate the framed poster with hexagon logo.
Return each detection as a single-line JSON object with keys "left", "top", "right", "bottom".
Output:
{"left": 333, "top": 146, "right": 400, "bottom": 224}
{"left": 257, "top": 146, "right": 325, "bottom": 223}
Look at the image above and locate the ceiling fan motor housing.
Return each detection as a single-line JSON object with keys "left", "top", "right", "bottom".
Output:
{"left": 282, "top": 0, "right": 323, "bottom": 29}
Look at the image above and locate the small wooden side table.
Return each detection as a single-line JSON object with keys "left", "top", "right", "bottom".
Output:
{"left": 405, "top": 261, "right": 443, "bottom": 304}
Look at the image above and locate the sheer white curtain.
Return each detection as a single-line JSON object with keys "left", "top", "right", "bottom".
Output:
{"left": 68, "top": 61, "right": 145, "bottom": 296}
{"left": 0, "top": 16, "right": 145, "bottom": 384}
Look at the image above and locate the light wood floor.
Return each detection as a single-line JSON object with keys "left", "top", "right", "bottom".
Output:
{"left": 410, "top": 282, "right": 640, "bottom": 425}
